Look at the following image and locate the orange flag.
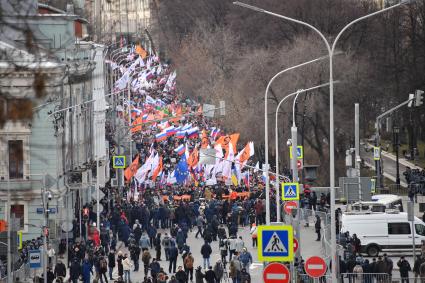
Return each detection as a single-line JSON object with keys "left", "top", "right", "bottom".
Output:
{"left": 152, "top": 156, "right": 163, "bottom": 180}
{"left": 238, "top": 142, "right": 254, "bottom": 164}
{"left": 201, "top": 130, "right": 209, "bottom": 149}
{"left": 187, "top": 148, "right": 199, "bottom": 168}
{"left": 135, "top": 44, "right": 148, "bottom": 59}
{"left": 131, "top": 117, "right": 143, "bottom": 134}
{"left": 124, "top": 156, "right": 140, "bottom": 182}
{"left": 216, "top": 133, "right": 240, "bottom": 157}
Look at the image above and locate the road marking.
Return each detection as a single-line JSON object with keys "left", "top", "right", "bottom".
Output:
{"left": 307, "top": 264, "right": 324, "bottom": 270}
{"left": 266, "top": 274, "right": 287, "bottom": 280}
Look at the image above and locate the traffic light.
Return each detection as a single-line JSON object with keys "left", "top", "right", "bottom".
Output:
{"left": 415, "top": 89, "right": 424, "bottom": 107}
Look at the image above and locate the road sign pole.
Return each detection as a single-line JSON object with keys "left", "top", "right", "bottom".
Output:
{"left": 291, "top": 126, "right": 301, "bottom": 258}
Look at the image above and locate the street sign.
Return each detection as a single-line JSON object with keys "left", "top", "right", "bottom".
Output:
{"left": 281, "top": 182, "right": 300, "bottom": 201}
{"left": 29, "top": 250, "right": 42, "bottom": 269}
{"left": 289, "top": 146, "right": 303, "bottom": 159}
{"left": 283, "top": 201, "right": 298, "bottom": 215}
{"left": 373, "top": 147, "right": 380, "bottom": 160}
{"left": 370, "top": 178, "right": 376, "bottom": 194}
{"left": 263, "top": 262, "right": 290, "bottom": 283}
{"left": 305, "top": 256, "right": 327, "bottom": 278}
{"left": 36, "top": 208, "right": 57, "bottom": 214}
{"left": 297, "top": 159, "right": 303, "bottom": 170}
{"left": 17, "top": 231, "right": 22, "bottom": 250}
{"left": 257, "top": 225, "right": 294, "bottom": 262}
{"left": 293, "top": 238, "right": 299, "bottom": 253}
{"left": 112, "top": 156, "right": 126, "bottom": 169}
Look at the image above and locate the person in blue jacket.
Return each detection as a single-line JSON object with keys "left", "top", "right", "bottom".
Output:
{"left": 81, "top": 258, "right": 93, "bottom": 283}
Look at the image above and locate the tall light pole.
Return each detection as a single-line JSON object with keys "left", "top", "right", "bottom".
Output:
{"left": 274, "top": 82, "right": 332, "bottom": 223}
{"left": 233, "top": 1, "right": 411, "bottom": 280}
{"left": 263, "top": 55, "right": 335, "bottom": 225}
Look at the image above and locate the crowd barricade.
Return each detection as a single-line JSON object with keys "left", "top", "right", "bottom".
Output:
{"left": 297, "top": 274, "right": 332, "bottom": 282}
{"left": 340, "top": 273, "right": 389, "bottom": 283}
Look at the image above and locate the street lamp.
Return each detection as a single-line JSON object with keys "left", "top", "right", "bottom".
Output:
{"left": 233, "top": 1, "right": 412, "bottom": 281}
{"left": 262, "top": 55, "right": 335, "bottom": 225}
{"left": 393, "top": 126, "right": 401, "bottom": 187}
{"left": 274, "top": 82, "right": 333, "bottom": 223}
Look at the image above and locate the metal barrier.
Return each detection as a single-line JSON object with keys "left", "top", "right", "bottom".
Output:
{"left": 297, "top": 274, "right": 332, "bottom": 282}
{"left": 340, "top": 273, "right": 389, "bottom": 283}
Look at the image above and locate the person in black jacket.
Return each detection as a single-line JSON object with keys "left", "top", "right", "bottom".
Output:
{"left": 397, "top": 256, "right": 411, "bottom": 283}
{"left": 69, "top": 259, "right": 81, "bottom": 283}
{"left": 204, "top": 266, "right": 216, "bottom": 283}
{"left": 201, "top": 242, "right": 212, "bottom": 270}
{"left": 315, "top": 215, "right": 321, "bottom": 241}
{"left": 108, "top": 250, "right": 116, "bottom": 280}
{"left": 175, "top": 266, "right": 188, "bottom": 283}
{"left": 54, "top": 259, "right": 66, "bottom": 280}
{"left": 155, "top": 233, "right": 162, "bottom": 261}
{"left": 169, "top": 243, "right": 178, "bottom": 274}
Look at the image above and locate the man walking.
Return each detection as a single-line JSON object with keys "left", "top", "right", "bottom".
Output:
{"left": 315, "top": 215, "right": 321, "bottom": 241}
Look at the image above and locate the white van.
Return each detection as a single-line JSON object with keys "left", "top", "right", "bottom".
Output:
{"left": 341, "top": 211, "right": 425, "bottom": 256}
{"left": 371, "top": 194, "right": 404, "bottom": 212}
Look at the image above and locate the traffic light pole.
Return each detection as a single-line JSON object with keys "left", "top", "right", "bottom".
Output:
{"left": 375, "top": 96, "right": 416, "bottom": 188}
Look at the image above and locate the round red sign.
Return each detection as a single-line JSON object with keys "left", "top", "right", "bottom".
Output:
{"left": 304, "top": 256, "right": 327, "bottom": 278}
{"left": 293, "top": 238, "right": 299, "bottom": 253}
{"left": 284, "top": 201, "right": 298, "bottom": 215}
{"left": 263, "top": 262, "right": 290, "bottom": 283}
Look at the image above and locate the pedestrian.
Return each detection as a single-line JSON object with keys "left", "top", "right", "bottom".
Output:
{"left": 184, "top": 252, "right": 195, "bottom": 282}
{"left": 195, "top": 215, "right": 204, "bottom": 238}
{"left": 413, "top": 255, "right": 425, "bottom": 282}
{"left": 98, "top": 256, "right": 109, "bottom": 283}
{"left": 140, "top": 232, "right": 151, "bottom": 251}
{"left": 195, "top": 266, "right": 205, "bottom": 283}
{"left": 205, "top": 266, "right": 216, "bottom": 283}
{"left": 108, "top": 250, "right": 116, "bottom": 280}
{"left": 82, "top": 258, "right": 93, "bottom": 283}
{"left": 142, "top": 249, "right": 152, "bottom": 276}
{"left": 213, "top": 260, "right": 224, "bottom": 283}
{"left": 249, "top": 224, "right": 257, "bottom": 247}
{"left": 353, "top": 257, "right": 363, "bottom": 283}
{"left": 176, "top": 266, "right": 188, "bottom": 283}
{"left": 383, "top": 253, "right": 393, "bottom": 281}
{"left": 69, "top": 259, "right": 81, "bottom": 283}
{"left": 148, "top": 224, "right": 157, "bottom": 249}
{"left": 150, "top": 258, "right": 161, "bottom": 281}
{"left": 397, "top": 256, "right": 411, "bottom": 283}
{"left": 162, "top": 232, "right": 172, "bottom": 260}
{"left": 219, "top": 240, "right": 228, "bottom": 266}
{"left": 315, "top": 215, "right": 321, "bottom": 241}
{"left": 53, "top": 259, "right": 66, "bottom": 281}
{"left": 240, "top": 268, "right": 251, "bottom": 283}
{"left": 201, "top": 241, "right": 212, "bottom": 270}
{"left": 130, "top": 242, "right": 141, "bottom": 272}
{"left": 169, "top": 275, "right": 179, "bottom": 283}
{"left": 229, "top": 255, "right": 241, "bottom": 283}
{"left": 239, "top": 248, "right": 252, "bottom": 270}
{"left": 123, "top": 253, "right": 133, "bottom": 283}
{"left": 235, "top": 236, "right": 244, "bottom": 254}
{"left": 227, "top": 236, "right": 237, "bottom": 262}
{"left": 155, "top": 233, "right": 162, "bottom": 260}
{"left": 133, "top": 219, "right": 143, "bottom": 242}
{"left": 117, "top": 251, "right": 124, "bottom": 279}
{"left": 169, "top": 242, "right": 178, "bottom": 274}
{"left": 47, "top": 244, "right": 56, "bottom": 266}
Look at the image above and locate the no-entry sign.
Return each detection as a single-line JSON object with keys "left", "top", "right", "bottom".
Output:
{"left": 305, "top": 256, "right": 327, "bottom": 278}
{"left": 284, "top": 201, "right": 298, "bottom": 215}
{"left": 293, "top": 238, "right": 299, "bottom": 253}
{"left": 263, "top": 262, "right": 290, "bottom": 283}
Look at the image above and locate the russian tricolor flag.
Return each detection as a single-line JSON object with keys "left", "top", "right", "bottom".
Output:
{"left": 174, "top": 144, "right": 185, "bottom": 156}
{"left": 176, "top": 130, "right": 186, "bottom": 139}
{"left": 166, "top": 126, "right": 179, "bottom": 136}
{"left": 187, "top": 127, "right": 199, "bottom": 139}
{"left": 142, "top": 114, "right": 148, "bottom": 123}
{"left": 155, "top": 131, "right": 167, "bottom": 142}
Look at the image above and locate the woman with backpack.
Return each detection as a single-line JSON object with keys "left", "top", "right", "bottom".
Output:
{"left": 98, "top": 256, "right": 108, "bottom": 283}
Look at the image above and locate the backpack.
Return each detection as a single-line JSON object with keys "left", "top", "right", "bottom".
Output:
{"left": 163, "top": 237, "right": 170, "bottom": 246}
{"left": 100, "top": 258, "right": 107, "bottom": 270}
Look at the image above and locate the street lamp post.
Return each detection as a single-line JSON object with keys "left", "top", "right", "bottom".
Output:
{"left": 263, "top": 55, "right": 335, "bottom": 225}
{"left": 233, "top": 1, "right": 411, "bottom": 280}
{"left": 393, "top": 126, "right": 401, "bottom": 187}
{"left": 274, "top": 82, "right": 333, "bottom": 223}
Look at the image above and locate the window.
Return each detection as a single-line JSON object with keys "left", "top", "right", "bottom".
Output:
{"left": 10, "top": 204, "right": 25, "bottom": 231}
{"left": 388, "top": 223, "right": 411, "bottom": 235}
{"left": 9, "top": 140, "right": 23, "bottom": 179}
{"left": 416, "top": 224, "right": 425, "bottom": 236}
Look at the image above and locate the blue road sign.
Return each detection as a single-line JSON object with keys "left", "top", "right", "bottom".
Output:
{"left": 281, "top": 182, "right": 300, "bottom": 201}
{"left": 289, "top": 146, "right": 303, "bottom": 159}
{"left": 258, "top": 225, "right": 294, "bottom": 262}
{"left": 29, "top": 250, "right": 42, "bottom": 269}
{"left": 113, "top": 156, "right": 126, "bottom": 169}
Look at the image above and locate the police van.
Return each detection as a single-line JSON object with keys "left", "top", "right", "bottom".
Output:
{"left": 341, "top": 211, "right": 425, "bottom": 256}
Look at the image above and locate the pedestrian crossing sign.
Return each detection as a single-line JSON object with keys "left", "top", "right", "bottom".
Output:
{"left": 289, "top": 146, "right": 303, "bottom": 159}
{"left": 281, "top": 182, "right": 300, "bottom": 201}
{"left": 258, "top": 225, "right": 294, "bottom": 262}
{"left": 373, "top": 146, "right": 380, "bottom": 160}
{"left": 113, "top": 156, "right": 126, "bottom": 169}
